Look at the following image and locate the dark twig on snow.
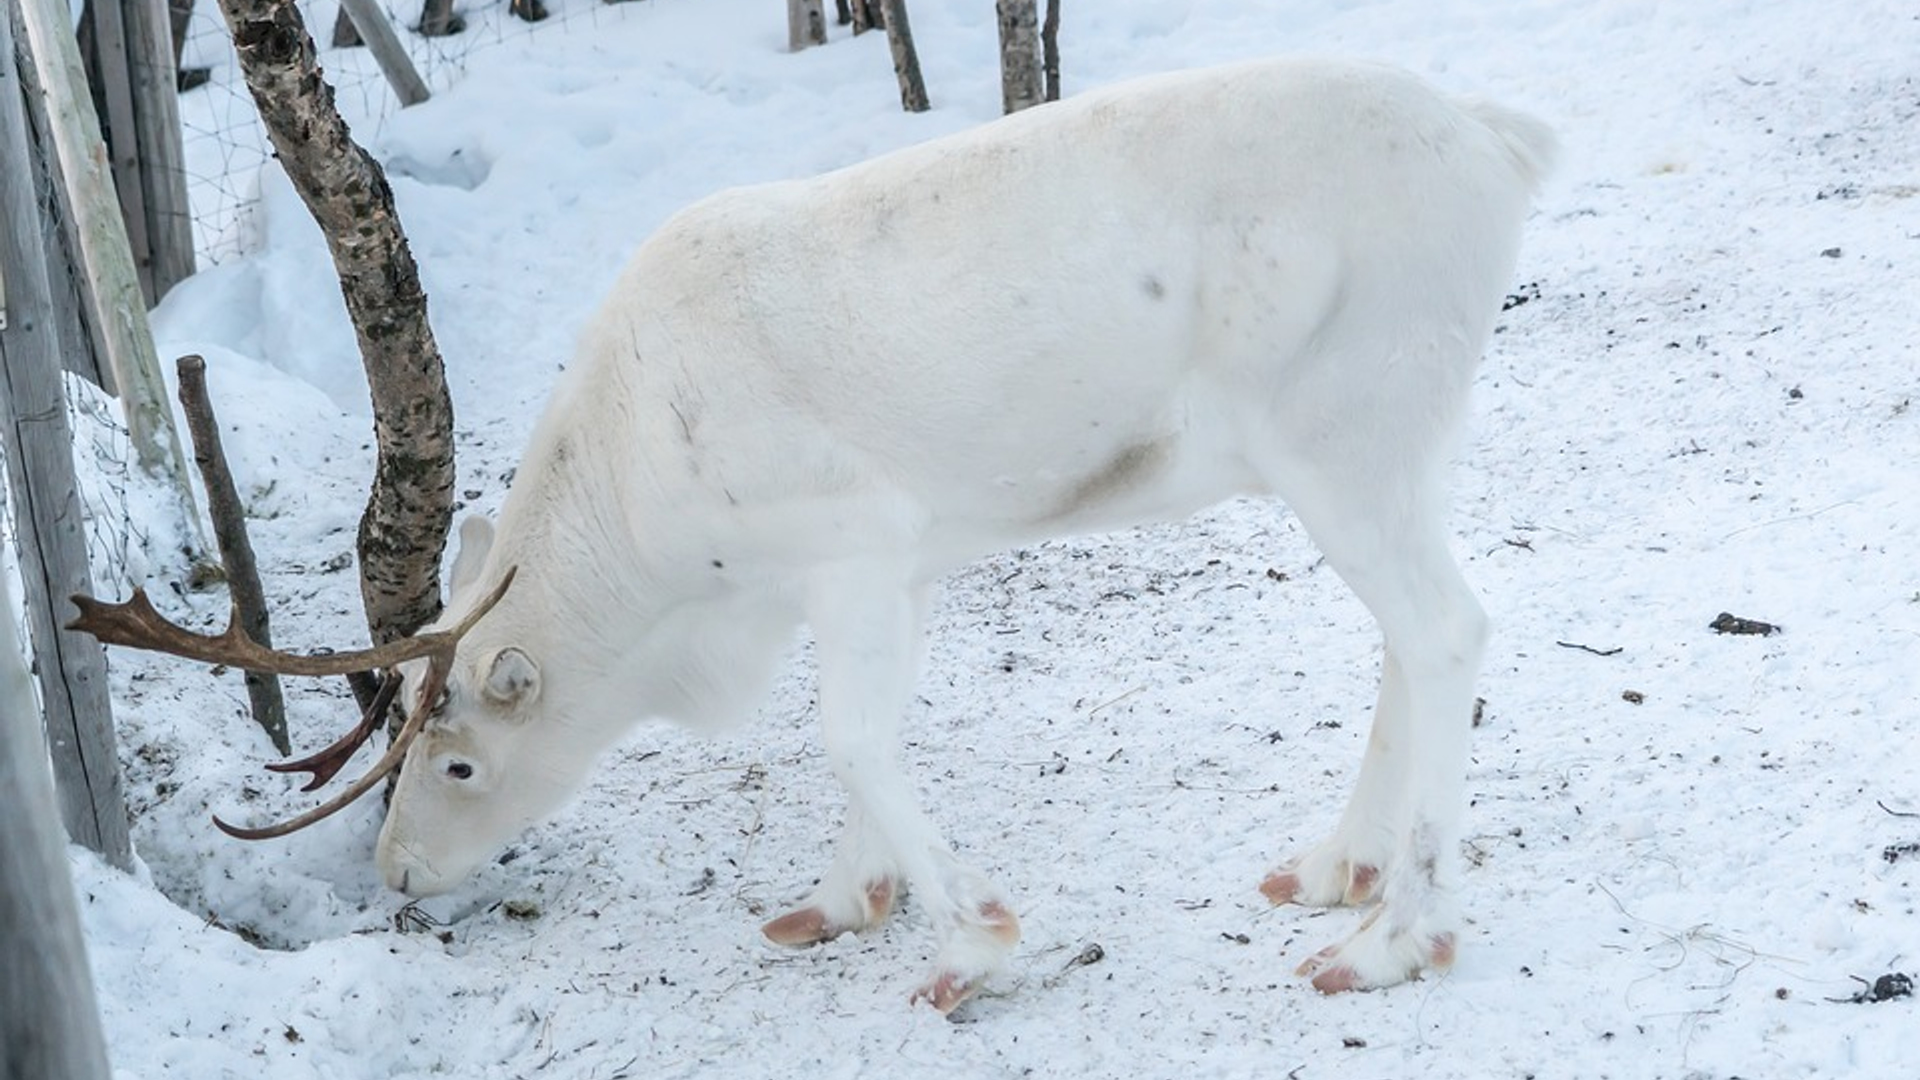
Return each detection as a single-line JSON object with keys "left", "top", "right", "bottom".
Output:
{"left": 1876, "top": 800, "right": 1919, "bottom": 819}
{"left": 1557, "top": 640, "right": 1623, "bottom": 657}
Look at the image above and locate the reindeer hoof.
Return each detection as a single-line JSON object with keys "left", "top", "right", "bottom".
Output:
{"left": 1295, "top": 908, "right": 1456, "bottom": 992}
{"left": 1261, "top": 860, "right": 1378, "bottom": 907}
{"left": 762, "top": 878, "right": 897, "bottom": 946}
{"left": 911, "top": 969, "right": 984, "bottom": 1015}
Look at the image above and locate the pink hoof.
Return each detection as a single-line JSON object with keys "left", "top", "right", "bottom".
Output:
{"left": 1259, "top": 862, "right": 1377, "bottom": 907}
{"left": 911, "top": 970, "right": 981, "bottom": 1015}
{"left": 762, "top": 906, "right": 835, "bottom": 947}
{"left": 1258, "top": 870, "right": 1303, "bottom": 905}
{"left": 761, "top": 879, "right": 898, "bottom": 947}
{"left": 1310, "top": 964, "right": 1363, "bottom": 994}
{"left": 1294, "top": 941, "right": 1341, "bottom": 979}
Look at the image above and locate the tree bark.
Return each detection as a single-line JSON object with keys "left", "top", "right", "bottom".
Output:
{"left": 996, "top": 0, "right": 1041, "bottom": 114}
{"left": 1041, "top": 0, "right": 1060, "bottom": 102}
{"left": 849, "top": 0, "right": 879, "bottom": 34}
{"left": 176, "top": 354, "right": 290, "bottom": 755}
{"left": 211, "top": 0, "right": 454, "bottom": 645}
{"left": 787, "top": 0, "right": 825, "bottom": 51}
{"left": 877, "top": 0, "right": 927, "bottom": 112}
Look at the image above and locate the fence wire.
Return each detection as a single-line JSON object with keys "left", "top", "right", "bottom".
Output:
{"left": 174, "top": 0, "right": 658, "bottom": 266}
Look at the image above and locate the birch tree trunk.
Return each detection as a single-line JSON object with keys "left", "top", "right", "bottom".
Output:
{"left": 996, "top": 0, "right": 1041, "bottom": 114}
{"left": 787, "top": 0, "right": 825, "bottom": 51}
{"left": 212, "top": 0, "right": 453, "bottom": 644}
{"left": 877, "top": 0, "right": 927, "bottom": 112}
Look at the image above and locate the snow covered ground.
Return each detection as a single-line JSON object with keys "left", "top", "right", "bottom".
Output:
{"left": 36, "top": 0, "right": 1920, "bottom": 1076}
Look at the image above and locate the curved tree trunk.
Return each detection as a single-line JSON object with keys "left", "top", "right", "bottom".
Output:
{"left": 212, "top": 0, "right": 453, "bottom": 644}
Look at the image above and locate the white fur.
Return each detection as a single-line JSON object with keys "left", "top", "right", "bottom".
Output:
{"left": 373, "top": 56, "right": 1555, "bottom": 997}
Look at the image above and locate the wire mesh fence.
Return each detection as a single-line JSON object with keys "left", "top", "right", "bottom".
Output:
{"left": 173, "top": 0, "right": 660, "bottom": 266}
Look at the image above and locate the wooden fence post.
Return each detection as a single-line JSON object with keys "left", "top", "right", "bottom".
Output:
{"left": 14, "top": 0, "right": 208, "bottom": 559}
{"left": 122, "top": 0, "right": 195, "bottom": 295}
{"left": 1, "top": 0, "right": 134, "bottom": 871}
{"left": 76, "top": 0, "right": 194, "bottom": 304}
{"left": 1, "top": 553, "right": 114, "bottom": 1080}
{"left": 334, "top": 0, "right": 429, "bottom": 107}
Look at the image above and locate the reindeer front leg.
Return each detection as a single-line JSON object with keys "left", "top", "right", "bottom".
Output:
{"left": 766, "top": 563, "right": 1019, "bottom": 1013}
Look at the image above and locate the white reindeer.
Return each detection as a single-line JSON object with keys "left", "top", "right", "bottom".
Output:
{"left": 83, "top": 55, "right": 1554, "bottom": 1012}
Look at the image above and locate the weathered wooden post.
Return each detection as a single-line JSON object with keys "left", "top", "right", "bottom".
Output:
{"left": 176, "top": 354, "right": 290, "bottom": 755}
{"left": 15, "top": 0, "right": 208, "bottom": 557}
{"left": 0, "top": 558, "right": 115, "bottom": 1080}
{"left": 75, "top": 0, "right": 195, "bottom": 303}
{"left": 1, "top": 0, "right": 134, "bottom": 870}
{"left": 333, "top": 0, "right": 429, "bottom": 107}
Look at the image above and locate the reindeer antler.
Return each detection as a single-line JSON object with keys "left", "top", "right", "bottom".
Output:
{"left": 68, "top": 574, "right": 512, "bottom": 676}
{"left": 68, "top": 568, "right": 517, "bottom": 839}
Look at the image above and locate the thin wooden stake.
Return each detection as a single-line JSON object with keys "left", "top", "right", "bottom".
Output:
{"left": 175, "top": 354, "right": 290, "bottom": 755}
{"left": 334, "top": 0, "right": 429, "bottom": 107}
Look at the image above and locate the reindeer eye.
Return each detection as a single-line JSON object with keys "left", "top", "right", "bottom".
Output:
{"left": 445, "top": 761, "right": 474, "bottom": 781}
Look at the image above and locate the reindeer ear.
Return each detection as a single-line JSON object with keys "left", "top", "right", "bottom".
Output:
{"left": 449, "top": 515, "right": 496, "bottom": 600}
{"left": 482, "top": 647, "right": 540, "bottom": 708}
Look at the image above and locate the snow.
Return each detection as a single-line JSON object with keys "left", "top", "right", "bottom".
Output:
{"left": 32, "top": 0, "right": 1920, "bottom": 1076}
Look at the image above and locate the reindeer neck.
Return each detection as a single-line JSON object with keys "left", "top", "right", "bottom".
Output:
{"left": 463, "top": 408, "right": 795, "bottom": 737}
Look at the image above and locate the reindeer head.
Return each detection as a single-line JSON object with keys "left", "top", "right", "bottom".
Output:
{"left": 68, "top": 520, "right": 546, "bottom": 896}
{"left": 372, "top": 635, "right": 550, "bottom": 895}
{"left": 371, "top": 519, "right": 569, "bottom": 896}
